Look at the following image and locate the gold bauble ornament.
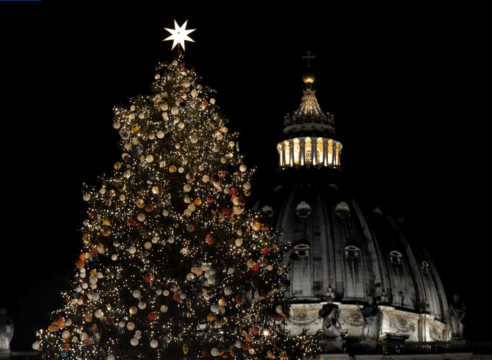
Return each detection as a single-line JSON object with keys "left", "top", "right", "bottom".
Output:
{"left": 169, "top": 166, "right": 177, "bottom": 173}
{"left": 136, "top": 199, "right": 145, "bottom": 208}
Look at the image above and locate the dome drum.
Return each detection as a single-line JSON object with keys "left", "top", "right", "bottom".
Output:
{"left": 277, "top": 137, "right": 342, "bottom": 168}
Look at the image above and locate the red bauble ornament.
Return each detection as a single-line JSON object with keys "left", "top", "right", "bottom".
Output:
{"left": 222, "top": 208, "right": 231, "bottom": 217}
{"left": 218, "top": 170, "right": 225, "bottom": 177}
{"left": 194, "top": 198, "right": 202, "bottom": 206}
{"left": 127, "top": 218, "right": 135, "bottom": 226}
{"left": 251, "top": 263, "right": 259, "bottom": 271}
{"left": 231, "top": 188, "right": 238, "bottom": 197}
{"left": 206, "top": 235, "right": 214, "bottom": 245}
{"left": 262, "top": 248, "right": 269, "bottom": 254}
{"left": 145, "top": 204, "right": 154, "bottom": 212}
{"left": 173, "top": 293, "right": 181, "bottom": 302}
{"left": 106, "top": 317, "right": 114, "bottom": 323}
{"left": 207, "top": 196, "right": 214, "bottom": 203}
{"left": 149, "top": 312, "right": 157, "bottom": 321}
{"left": 202, "top": 100, "right": 209, "bottom": 106}
{"left": 251, "top": 327, "right": 259, "bottom": 335}
{"left": 145, "top": 273, "right": 154, "bottom": 282}
{"left": 76, "top": 260, "right": 85, "bottom": 269}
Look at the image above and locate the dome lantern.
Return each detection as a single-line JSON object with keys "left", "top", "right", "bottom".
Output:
{"left": 277, "top": 52, "right": 342, "bottom": 169}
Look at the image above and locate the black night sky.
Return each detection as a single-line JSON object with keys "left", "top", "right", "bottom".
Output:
{"left": 1, "top": 5, "right": 489, "bottom": 351}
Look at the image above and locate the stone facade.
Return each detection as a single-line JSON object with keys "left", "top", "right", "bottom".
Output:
{"left": 287, "top": 303, "right": 449, "bottom": 343}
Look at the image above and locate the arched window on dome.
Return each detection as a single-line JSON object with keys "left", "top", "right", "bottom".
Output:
{"left": 305, "top": 137, "right": 312, "bottom": 166}
{"left": 421, "top": 261, "right": 429, "bottom": 274}
{"left": 345, "top": 245, "right": 360, "bottom": 259}
{"left": 291, "top": 240, "right": 312, "bottom": 297}
{"left": 390, "top": 251, "right": 402, "bottom": 265}
{"left": 399, "top": 291, "right": 406, "bottom": 306}
{"left": 294, "top": 242, "right": 310, "bottom": 258}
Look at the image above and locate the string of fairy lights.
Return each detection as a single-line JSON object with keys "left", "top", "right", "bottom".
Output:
{"left": 33, "top": 21, "right": 321, "bottom": 360}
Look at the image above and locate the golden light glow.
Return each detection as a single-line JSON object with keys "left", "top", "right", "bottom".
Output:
{"left": 327, "top": 139, "right": 333, "bottom": 165}
{"left": 284, "top": 140, "right": 290, "bottom": 165}
{"left": 305, "top": 138, "right": 312, "bottom": 165}
{"left": 164, "top": 20, "right": 196, "bottom": 51}
{"left": 317, "top": 138, "right": 323, "bottom": 164}
{"left": 293, "top": 138, "right": 300, "bottom": 165}
{"left": 335, "top": 142, "right": 341, "bottom": 166}
{"left": 277, "top": 144, "right": 284, "bottom": 166}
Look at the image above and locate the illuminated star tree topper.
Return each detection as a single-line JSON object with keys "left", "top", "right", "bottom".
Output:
{"left": 164, "top": 20, "right": 196, "bottom": 51}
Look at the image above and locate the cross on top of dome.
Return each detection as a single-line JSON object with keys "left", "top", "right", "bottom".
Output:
{"left": 302, "top": 51, "right": 316, "bottom": 68}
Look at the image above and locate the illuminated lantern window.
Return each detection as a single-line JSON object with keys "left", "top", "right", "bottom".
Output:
{"left": 293, "top": 138, "right": 300, "bottom": 165}
{"left": 277, "top": 144, "right": 284, "bottom": 166}
{"left": 335, "top": 142, "right": 341, "bottom": 166}
{"left": 284, "top": 141, "right": 290, "bottom": 165}
{"left": 317, "top": 138, "right": 324, "bottom": 164}
{"left": 305, "top": 138, "right": 312, "bottom": 165}
{"left": 327, "top": 139, "right": 334, "bottom": 165}
{"left": 390, "top": 251, "right": 402, "bottom": 265}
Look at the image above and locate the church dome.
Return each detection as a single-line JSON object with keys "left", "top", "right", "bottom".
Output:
{"left": 253, "top": 56, "right": 451, "bottom": 343}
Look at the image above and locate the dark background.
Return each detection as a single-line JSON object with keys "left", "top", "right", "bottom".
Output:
{"left": 0, "top": 4, "right": 489, "bottom": 351}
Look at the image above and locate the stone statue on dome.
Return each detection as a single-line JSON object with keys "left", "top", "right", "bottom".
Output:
{"left": 357, "top": 295, "right": 382, "bottom": 341}
{"left": 318, "top": 296, "right": 342, "bottom": 341}
{"left": 448, "top": 294, "right": 466, "bottom": 339}
{"left": 0, "top": 308, "right": 14, "bottom": 351}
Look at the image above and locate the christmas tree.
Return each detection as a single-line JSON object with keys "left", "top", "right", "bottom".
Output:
{"left": 33, "top": 22, "right": 320, "bottom": 360}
